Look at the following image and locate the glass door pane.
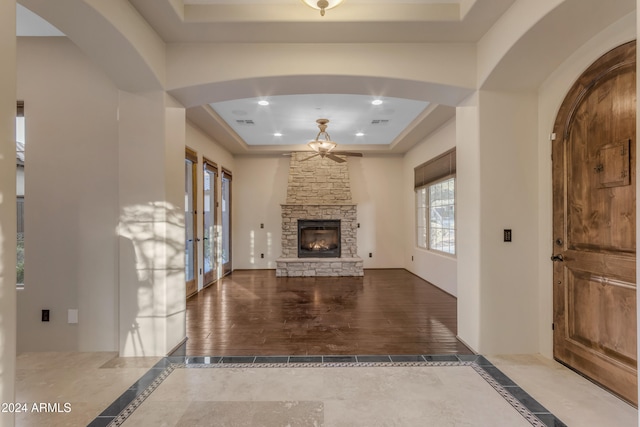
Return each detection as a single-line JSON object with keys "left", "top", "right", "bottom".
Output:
{"left": 203, "top": 163, "right": 217, "bottom": 286}
{"left": 221, "top": 171, "right": 232, "bottom": 276}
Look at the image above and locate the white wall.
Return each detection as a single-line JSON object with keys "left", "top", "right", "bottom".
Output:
{"left": 456, "top": 89, "right": 540, "bottom": 355}
{"left": 455, "top": 93, "right": 481, "bottom": 351}
{"left": 117, "top": 90, "right": 187, "bottom": 357}
{"left": 477, "top": 90, "right": 539, "bottom": 354}
{"left": 403, "top": 119, "right": 457, "bottom": 296}
{"left": 233, "top": 156, "right": 288, "bottom": 270}
{"left": 350, "top": 156, "right": 404, "bottom": 268}
{"left": 17, "top": 37, "right": 120, "bottom": 352}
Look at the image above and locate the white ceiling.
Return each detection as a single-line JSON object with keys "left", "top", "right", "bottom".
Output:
{"left": 17, "top": 0, "right": 519, "bottom": 156}
{"left": 210, "top": 94, "right": 429, "bottom": 147}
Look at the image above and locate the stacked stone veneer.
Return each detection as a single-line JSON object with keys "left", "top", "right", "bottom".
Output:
{"left": 276, "top": 152, "right": 364, "bottom": 277}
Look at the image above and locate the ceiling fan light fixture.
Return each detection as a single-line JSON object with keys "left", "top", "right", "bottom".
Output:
{"left": 301, "top": 0, "right": 344, "bottom": 16}
{"left": 307, "top": 118, "right": 338, "bottom": 154}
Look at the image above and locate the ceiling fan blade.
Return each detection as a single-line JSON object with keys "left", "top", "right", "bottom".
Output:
{"left": 332, "top": 151, "right": 363, "bottom": 157}
{"left": 301, "top": 153, "right": 320, "bottom": 161}
{"left": 326, "top": 154, "right": 346, "bottom": 163}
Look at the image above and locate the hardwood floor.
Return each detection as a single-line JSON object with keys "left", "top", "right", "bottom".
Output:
{"left": 185, "top": 269, "right": 473, "bottom": 356}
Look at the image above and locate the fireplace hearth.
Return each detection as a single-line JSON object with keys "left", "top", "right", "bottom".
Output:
{"left": 298, "top": 219, "right": 340, "bottom": 258}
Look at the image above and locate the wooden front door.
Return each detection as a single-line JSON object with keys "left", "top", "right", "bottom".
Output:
{"left": 552, "top": 41, "right": 637, "bottom": 405}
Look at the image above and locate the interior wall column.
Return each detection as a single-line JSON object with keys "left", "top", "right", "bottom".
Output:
{"left": 117, "top": 91, "right": 186, "bottom": 357}
{"left": 0, "top": 1, "right": 17, "bottom": 425}
{"left": 456, "top": 93, "right": 482, "bottom": 352}
{"left": 457, "top": 90, "right": 540, "bottom": 354}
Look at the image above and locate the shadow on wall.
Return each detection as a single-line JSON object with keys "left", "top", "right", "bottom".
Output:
{"left": 118, "top": 202, "right": 186, "bottom": 357}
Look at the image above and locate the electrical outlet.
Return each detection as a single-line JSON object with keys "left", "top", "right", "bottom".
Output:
{"left": 504, "top": 229, "right": 512, "bottom": 242}
{"left": 42, "top": 309, "right": 50, "bottom": 322}
{"left": 261, "top": 253, "right": 264, "bottom": 259}
{"left": 369, "top": 252, "right": 372, "bottom": 258}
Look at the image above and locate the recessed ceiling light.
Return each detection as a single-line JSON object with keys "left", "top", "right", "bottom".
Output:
{"left": 274, "top": 132, "right": 283, "bottom": 137}
{"left": 371, "top": 99, "right": 383, "bottom": 106}
{"left": 258, "top": 100, "right": 269, "bottom": 106}
{"left": 356, "top": 132, "right": 365, "bottom": 136}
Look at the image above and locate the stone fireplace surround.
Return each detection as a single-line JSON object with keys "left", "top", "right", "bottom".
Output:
{"left": 276, "top": 152, "right": 364, "bottom": 277}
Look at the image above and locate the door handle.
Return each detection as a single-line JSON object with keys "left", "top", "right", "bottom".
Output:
{"left": 550, "top": 254, "right": 564, "bottom": 262}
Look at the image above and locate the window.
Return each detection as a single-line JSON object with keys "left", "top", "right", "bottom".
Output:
{"left": 17, "top": 101, "right": 25, "bottom": 286}
{"left": 415, "top": 148, "right": 456, "bottom": 255}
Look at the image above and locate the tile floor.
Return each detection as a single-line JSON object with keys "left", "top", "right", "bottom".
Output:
{"left": 13, "top": 352, "right": 638, "bottom": 426}
{"left": 14, "top": 352, "right": 161, "bottom": 427}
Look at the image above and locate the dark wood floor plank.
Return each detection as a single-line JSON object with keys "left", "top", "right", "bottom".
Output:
{"left": 185, "top": 269, "right": 473, "bottom": 356}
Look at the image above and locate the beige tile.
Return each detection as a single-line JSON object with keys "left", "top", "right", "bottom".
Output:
{"left": 146, "top": 367, "right": 327, "bottom": 402}
{"left": 120, "top": 401, "right": 191, "bottom": 427}
{"left": 175, "top": 401, "right": 323, "bottom": 427}
{"left": 488, "top": 354, "right": 638, "bottom": 427}
{"left": 137, "top": 365, "right": 531, "bottom": 427}
{"left": 15, "top": 352, "right": 156, "bottom": 426}
{"left": 17, "top": 352, "right": 637, "bottom": 427}
{"left": 99, "top": 355, "right": 161, "bottom": 369}
{"left": 15, "top": 402, "right": 107, "bottom": 427}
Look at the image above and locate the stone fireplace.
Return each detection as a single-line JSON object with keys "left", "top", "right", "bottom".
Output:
{"left": 276, "top": 152, "right": 364, "bottom": 277}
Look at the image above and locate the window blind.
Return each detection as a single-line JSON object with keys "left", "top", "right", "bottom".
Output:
{"left": 414, "top": 148, "right": 456, "bottom": 189}
{"left": 185, "top": 146, "right": 198, "bottom": 163}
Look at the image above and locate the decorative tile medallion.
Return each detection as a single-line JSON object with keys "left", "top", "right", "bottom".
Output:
{"left": 89, "top": 354, "right": 566, "bottom": 427}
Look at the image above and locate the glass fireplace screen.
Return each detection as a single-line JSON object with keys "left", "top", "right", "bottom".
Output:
{"left": 298, "top": 219, "right": 341, "bottom": 258}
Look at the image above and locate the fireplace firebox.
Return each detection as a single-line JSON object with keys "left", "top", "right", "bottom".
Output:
{"left": 298, "top": 219, "right": 341, "bottom": 258}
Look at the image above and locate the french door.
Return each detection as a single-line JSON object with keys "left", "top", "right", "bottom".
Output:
{"left": 221, "top": 169, "right": 232, "bottom": 276}
{"left": 203, "top": 159, "right": 218, "bottom": 286}
{"left": 185, "top": 148, "right": 198, "bottom": 297}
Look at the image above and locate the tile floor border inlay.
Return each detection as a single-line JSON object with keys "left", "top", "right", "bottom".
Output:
{"left": 88, "top": 354, "right": 567, "bottom": 427}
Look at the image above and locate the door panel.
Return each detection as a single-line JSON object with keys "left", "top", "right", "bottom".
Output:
{"left": 203, "top": 160, "right": 218, "bottom": 287}
{"left": 221, "top": 169, "right": 232, "bottom": 276}
{"left": 552, "top": 41, "right": 637, "bottom": 405}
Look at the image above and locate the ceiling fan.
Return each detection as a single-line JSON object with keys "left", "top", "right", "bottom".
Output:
{"left": 300, "top": 118, "right": 363, "bottom": 163}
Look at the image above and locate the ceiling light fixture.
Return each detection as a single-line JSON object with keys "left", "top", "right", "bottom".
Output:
{"left": 371, "top": 99, "right": 383, "bottom": 105}
{"left": 274, "top": 132, "right": 283, "bottom": 137}
{"left": 308, "top": 119, "right": 337, "bottom": 153}
{"left": 258, "top": 100, "right": 269, "bottom": 106}
{"left": 301, "top": 0, "right": 344, "bottom": 16}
